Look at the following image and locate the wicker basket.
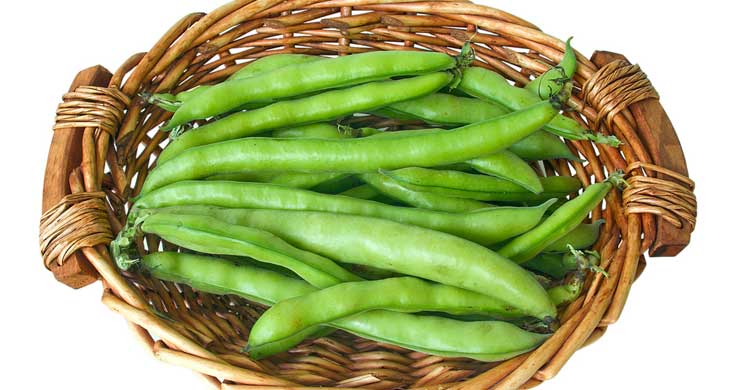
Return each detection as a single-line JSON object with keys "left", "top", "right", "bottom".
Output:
{"left": 39, "top": 1, "right": 697, "bottom": 389}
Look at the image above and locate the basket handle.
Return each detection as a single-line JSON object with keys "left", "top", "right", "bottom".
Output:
{"left": 591, "top": 50, "right": 692, "bottom": 257}
{"left": 41, "top": 65, "right": 112, "bottom": 288}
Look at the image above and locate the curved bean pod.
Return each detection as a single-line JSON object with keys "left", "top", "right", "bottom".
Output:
{"left": 376, "top": 93, "right": 508, "bottom": 126}
{"left": 157, "top": 72, "right": 454, "bottom": 165}
{"left": 149, "top": 207, "right": 557, "bottom": 321}
{"left": 134, "top": 181, "right": 554, "bottom": 246}
{"left": 458, "top": 66, "right": 620, "bottom": 146}
{"left": 508, "top": 130, "right": 579, "bottom": 161}
{"left": 331, "top": 311, "right": 548, "bottom": 362}
{"left": 270, "top": 123, "right": 350, "bottom": 139}
{"left": 166, "top": 51, "right": 455, "bottom": 128}
{"left": 360, "top": 172, "right": 492, "bottom": 212}
{"left": 138, "top": 213, "right": 361, "bottom": 287}
{"left": 248, "top": 276, "right": 522, "bottom": 351}
{"left": 364, "top": 129, "right": 542, "bottom": 193}
{"left": 337, "top": 184, "right": 380, "bottom": 200}
{"left": 382, "top": 168, "right": 581, "bottom": 202}
{"left": 141, "top": 252, "right": 547, "bottom": 361}
{"left": 145, "top": 97, "right": 561, "bottom": 192}
{"left": 526, "top": 38, "right": 576, "bottom": 99}
{"left": 542, "top": 220, "right": 604, "bottom": 252}
{"left": 375, "top": 128, "right": 578, "bottom": 162}
{"left": 141, "top": 251, "right": 317, "bottom": 305}
{"left": 160, "top": 54, "right": 324, "bottom": 108}
{"left": 466, "top": 150, "right": 543, "bottom": 193}
{"left": 498, "top": 175, "right": 622, "bottom": 263}
{"left": 548, "top": 272, "right": 584, "bottom": 307}
{"left": 521, "top": 252, "right": 574, "bottom": 279}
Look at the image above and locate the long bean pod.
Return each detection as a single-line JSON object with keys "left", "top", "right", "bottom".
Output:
{"left": 360, "top": 172, "right": 491, "bottom": 212}
{"left": 141, "top": 252, "right": 547, "bottom": 361}
{"left": 498, "top": 174, "right": 623, "bottom": 263}
{"left": 542, "top": 220, "right": 604, "bottom": 252}
{"left": 526, "top": 38, "right": 576, "bottom": 99}
{"left": 376, "top": 93, "right": 508, "bottom": 126}
{"left": 153, "top": 54, "right": 324, "bottom": 109}
{"left": 382, "top": 168, "right": 581, "bottom": 202}
{"left": 165, "top": 51, "right": 455, "bottom": 128}
{"left": 157, "top": 72, "right": 454, "bottom": 165}
{"left": 458, "top": 66, "right": 620, "bottom": 146}
{"left": 466, "top": 151, "right": 543, "bottom": 193}
{"left": 364, "top": 129, "right": 543, "bottom": 193}
{"left": 136, "top": 213, "right": 361, "bottom": 287}
{"left": 248, "top": 276, "right": 522, "bottom": 351}
{"left": 134, "top": 181, "right": 553, "bottom": 246}
{"left": 145, "top": 97, "right": 564, "bottom": 193}
{"left": 141, "top": 207, "right": 556, "bottom": 322}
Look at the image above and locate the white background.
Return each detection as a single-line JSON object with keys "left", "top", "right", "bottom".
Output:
{"left": 1, "top": 1, "right": 726, "bottom": 389}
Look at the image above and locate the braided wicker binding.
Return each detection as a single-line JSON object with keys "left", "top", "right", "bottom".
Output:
{"left": 40, "top": 1, "right": 696, "bottom": 389}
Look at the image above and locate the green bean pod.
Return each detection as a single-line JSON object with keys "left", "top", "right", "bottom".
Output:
{"left": 151, "top": 54, "right": 323, "bottom": 111}
{"left": 147, "top": 207, "right": 556, "bottom": 321}
{"left": 141, "top": 251, "right": 317, "bottom": 305}
{"left": 526, "top": 38, "right": 576, "bottom": 99}
{"left": 145, "top": 97, "right": 563, "bottom": 193}
{"left": 498, "top": 175, "right": 622, "bottom": 263}
{"left": 157, "top": 72, "right": 454, "bottom": 165}
{"left": 360, "top": 172, "right": 492, "bottom": 212}
{"left": 137, "top": 213, "right": 361, "bottom": 288}
{"left": 208, "top": 124, "right": 352, "bottom": 188}
{"left": 466, "top": 150, "right": 543, "bottom": 193}
{"left": 165, "top": 51, "right": 455, "bottom": 128}
{"left": 308, "top": 174, "right": 363, "bottom": 194}
{"left": 337, "top": 184, "right": 380, "bottom": 200}
{"left": 363, "top": 130, "right": 542, "bottom": 193}
{"left": 458, "top": 66, "right": 620, "bottom": 146}
{"left": 133, "top": 181, "right": 553, "bottom": 246}
{"left": 508, "top": 131, "right": 579, "bottom": 161}
{"left": 372, "top": 95, "right": 579, "bottom": 162}
{"left": 376, "top": 93, "right": 509, "bottom": 126}
{"left": 521, "top": 252, "right": 574, "bottom": 279}
{"left": 382, "top": 168, "right": 581, "bottom": 202}
{"left": 269, "top": 123, "right": 350, "bottom": 139}
{"left": 548, "top": 272, "right": 585, "bottom": 307}
{"left": 370, "top": 127, "right": 578, "bottom": 162}
{"left": 142, "top": 251, "right": 548, "bottom": 361}
{"left": 248, "top": 276, "right": 523, "bottom": 352}
{"left": 542, "top": 220, "right": 604, "bottom": 252}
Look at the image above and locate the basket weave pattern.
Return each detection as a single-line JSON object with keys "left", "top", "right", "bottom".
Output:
{"left": 39, "top": 1, "right": 697, "bottom": 389}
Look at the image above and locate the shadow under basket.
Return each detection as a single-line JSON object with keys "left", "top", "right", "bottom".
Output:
{"left": 39, "top": 1, "right": 697, "bottom": 389}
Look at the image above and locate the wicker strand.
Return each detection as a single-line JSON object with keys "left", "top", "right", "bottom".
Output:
{"left": 623, "top": 162, "right": 697, "bottom": 230}
{"left": 582, "top": 60, "right": 659, "bottom": 129}
{"left": 54, "top": 86, "right": 130, "bottom": 136}
{"left": 39, "top": 192, "right": 113, "bottom": 269}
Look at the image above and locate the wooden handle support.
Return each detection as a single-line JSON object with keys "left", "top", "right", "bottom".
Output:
{"left": 41, "top": 65, "right": 112, "bottom": 288}
{"left": 591, "top": 51, "right": 691, "bottom": 257}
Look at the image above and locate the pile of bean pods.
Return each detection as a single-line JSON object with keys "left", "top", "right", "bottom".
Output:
{"left": 112, "top": 40, "right": 624, "bottom": 362}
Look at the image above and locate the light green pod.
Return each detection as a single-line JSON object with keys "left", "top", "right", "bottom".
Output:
{"left": 156, "top": 72, "right": 455, "bottom": 166}
{"left": 466, "top": 150, "right": 543, "bottom": 193}
{"left": 360, "top": 172, "right": 491, "bottom": 212}
{"left": 499, "top": 177, "right": 619, "bottom": 263}
{"left": 248, "top": 277, "right": 522, "bottom": 352}
{"left": 138, "top": 213, "right": 361, "bottom": 288}
{"left": 133, "top": 181, "right": 554, "bottom": 246}
{"left": 141, "top": 251, "right": 548, "bottom": 361}
{"left": 383, "top": 168, "right": 581, "bottom": 202}
{"left": 166, "top": 51, "right": 456, "bottom": 128}
{"left": 147, "top": 208, "right": 556, "bottom": 322}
